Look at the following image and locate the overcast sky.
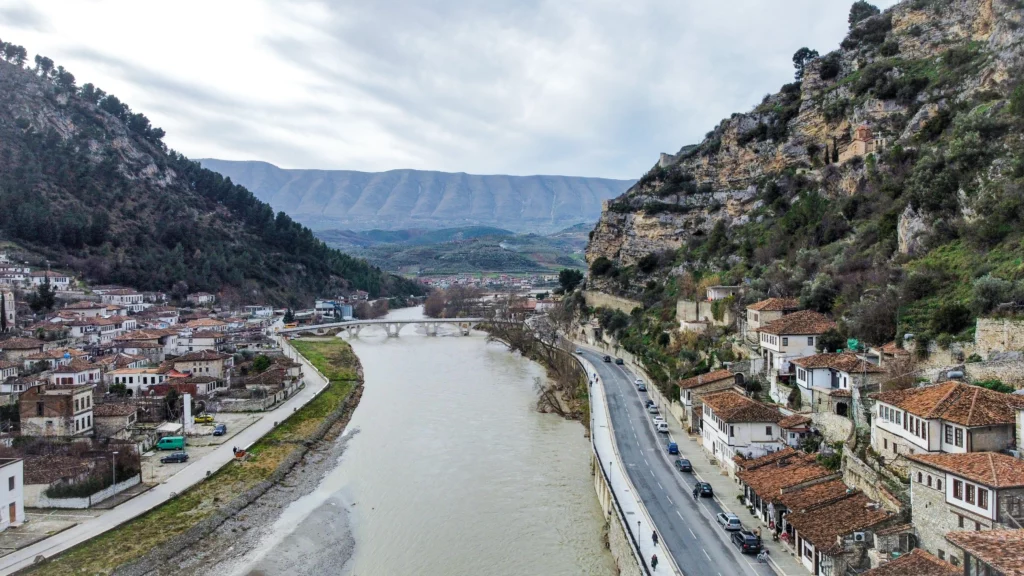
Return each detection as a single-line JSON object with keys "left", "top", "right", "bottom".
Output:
{"left": 0, "top": 0, "right": 898, "bottom": 180}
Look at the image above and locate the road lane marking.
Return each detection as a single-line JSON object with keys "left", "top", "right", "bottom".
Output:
{"left": 658, "top": 481, "right": 663, "bottom": 490}
{"left": 703, "top": 548, "right": 711, "bottom": 561}
{"left": 644, "top": 458, "right": 649, "bottom": 466}
{"left": 667, "top": 496, "right": 672, "bottom": 504}
{"left": 689, "top": 528, "right": 696, "bottom": 539}
{"left": 677, "top": 511, "right": 684, "bottom": 520}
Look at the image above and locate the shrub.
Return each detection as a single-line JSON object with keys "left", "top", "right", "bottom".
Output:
{"left": 590, "top": 256, "right": 614, "bottom": 276}
{"left": 971, "top": 275, "right": 1013, "bottom": 315}
{"left": 849, "top": 1, "right": 881, "bottom": 29}
{"left": 788, "top": 387, "right": 803, "bottom": 410}
{"left": 637, "top": 253, "right": 660, "bottom": 274}
{"left": 842, "top": 12, "right": 892, "bottom": 50}
{"left": 931, "top": 302, "right": 972, "bottom": 334}
{"left": 972, "top": 379, "right": 1014, "bottom": 394}
{"left": 819, "top": 53, "right": 842, "bottom": 80}
{"left": 878, "top": 41, "right": 900, "bottom": 57}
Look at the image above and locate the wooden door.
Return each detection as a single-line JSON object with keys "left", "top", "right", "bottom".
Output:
{"left": 8, "top": 502, "right": 15, "bottom": 524}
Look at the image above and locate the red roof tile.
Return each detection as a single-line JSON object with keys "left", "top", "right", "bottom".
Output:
{"left": 861, "top": 548, "right": 958, "bottom": 576}
{"left": 791, "top": 352, "right": 885, "bottom": 374}
{"left": 945, "top": 529, "right": 1024, "bottom": 576}
{"left": 679, "top": 369, "right": 735, "bottom": 389}
{"left": 786, "top": 492, "right": 893, "bottom": 549}
{"left": 747, "top": 298, "right": 801, "bottom": 312}
{"left": 908, "top": 452, "right": 1024, "bottom": 489}
{"left": 871, "top": 381, "right": 1024, "bottom": 427}
{"left": 701, "top": 391, "right": 783, "bottom": 423}
{"left": 758, "top": 310, "right": 835, "bottom": 336}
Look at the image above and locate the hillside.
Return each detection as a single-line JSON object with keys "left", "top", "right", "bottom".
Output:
{"left": 317, "top": 226, "right": 586, "bottom": 274}
{"left": 200, "top": 159, "right": 634, "bottom": 234}
{"left": 586, "top": 0, "right": 1024, "bottom": 365}
{"left": 0, "top": 48, "right": 422, "bottom": 305}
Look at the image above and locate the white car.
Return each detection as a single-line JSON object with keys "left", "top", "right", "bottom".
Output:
{"left": 656, "top": 422, "right": 669, "bottom": 433}
{"left": 634, "top": 378, "right": 644, "bottom": 386}
{"left": 653, "top": 416, "right": 666, "bottom": 425}
{"left": 575, "top": 349, "right": 584, "bottom": 354}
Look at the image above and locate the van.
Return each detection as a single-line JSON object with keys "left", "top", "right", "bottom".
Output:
{"left": 656, "top": 422, "right": 669, "bottom": 433}
{"left": 156, "top": 436, "right": 185, "bottom": 451}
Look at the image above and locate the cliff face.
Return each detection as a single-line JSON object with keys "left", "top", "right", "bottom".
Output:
{"left": 587, "top": 0, "right": 1024, "bottom": 313}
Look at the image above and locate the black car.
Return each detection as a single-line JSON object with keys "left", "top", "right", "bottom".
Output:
{"left": 160, "top": 452, "right": 189, "bottom": 464}
{"left": 674, "top": 458, "right": 692, "bottom": 473}
{"left": 645, "top": 399, "right": 655, "bottom": 408}
{"left": 614, "top": 358, "right": 624, "bottom": 365}
{"left": 731, "top": 530, "right": 762, "bottom": 554}
{"left": 602, "top": 355, "right": 611, "bottom": 363}
{"left": 693, "top": 482, "right": 713, "bottom": 498}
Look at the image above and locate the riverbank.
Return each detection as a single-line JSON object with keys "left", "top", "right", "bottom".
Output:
{"left": 22, "top": 338, "right": 362, "bottom": 576}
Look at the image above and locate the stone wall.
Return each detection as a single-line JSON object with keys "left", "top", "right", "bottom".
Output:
{"left": 964, "top": 358, "right": 1024, "bottom": 389}
{"left": 975, "top": 318, "right": 1024, "bottom": 357}
{"left": 843, "top": 451, "right": 905, "bottom": 514}
{"left": 677, "top": 299, "right": 733, "bottom": 330}
{"left": 812, "top": 412, "right": 855, "bottom": 445}
{"left": 28, "top": 474, "right": 142, "bottom": 509}
{"left": 909, "top": 470, "right": 967, "bottom": 566}
{"left": 583, "top": 291, "right": 641, "bottom": 315}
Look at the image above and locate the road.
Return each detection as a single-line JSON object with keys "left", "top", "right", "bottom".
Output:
{"left": 581, "top": 349, "right": 773, "bottom": 576}
{"left": 0, "top": 340, "right": 330, "bottom": 575}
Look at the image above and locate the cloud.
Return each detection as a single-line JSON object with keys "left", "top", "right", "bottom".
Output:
{"left": 0, "top": 2, "right": 50, "bottom": 32}
{"left": 12, "top": 0, "right": 900, "bottom": 179}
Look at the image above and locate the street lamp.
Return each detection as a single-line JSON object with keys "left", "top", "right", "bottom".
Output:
{"left": 112, "top": 451, "right": 119, "bottom": 486}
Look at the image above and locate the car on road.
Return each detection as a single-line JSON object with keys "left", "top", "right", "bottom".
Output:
{"left": 731, "top": 530, "right": 762, "bottom": 554}
{"left": 634, "top": 378, "right": 644, "bottom": 386}
{"left": 653, "top": 416, "right": 665, "bottom": 424}
{"left": 575, "top": 348, "right": 583, "bottom": 354}
{"left": 160, "top": 452, "right": 189, "bottom": 464}
{"left": 194, "top": 414, "right": 214, "bottom": 424}
{"left": 213, "top": 423, "right": 227, "bottom": 436}
{"left": 645, "top": 399, "right": 655, "bottom": 408}
{"left": 716, "top": 512, "right": 742, "bottom": 531}
{"left": 614, "top": 358, "right": 624, "bottom": 365}
{"left": 693, "top": 482, "right": 714, "bottom": 498}
{"left": 637, "top": 384, "right": 647, "bottom": 392}
{"left": 602, "top": 355, "right": 611, "bottom": 363}
{"left": 656, "top": 421, "right": 669, "bottom": 433}
{"left": 674, "top": 458, "right": 692, "bottom": 472}
{"left": 667, "top": 442, "right": 679, "bottom": 455}
{"left": 647, "top": 405, "right": 659, "bottom": 414}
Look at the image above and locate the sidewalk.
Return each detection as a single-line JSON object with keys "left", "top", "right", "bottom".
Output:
{"left": 661, "top": 411, "right": 808, "bottom": 576}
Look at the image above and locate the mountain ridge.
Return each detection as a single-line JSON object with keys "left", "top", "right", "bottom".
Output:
{"left": 200, "top": 158, "right": 635, "bottom": 234}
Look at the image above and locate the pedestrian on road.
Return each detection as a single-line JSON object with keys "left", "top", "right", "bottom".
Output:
{"left": 651, "top": 554, "right": 658, "bottom": 571}
{"left": 652, "top": 531, "right": 658, "bottom": 546}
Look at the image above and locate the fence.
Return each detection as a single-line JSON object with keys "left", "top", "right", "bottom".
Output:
{"left": 29, "top": 474, "right": 141, "bottom": 509}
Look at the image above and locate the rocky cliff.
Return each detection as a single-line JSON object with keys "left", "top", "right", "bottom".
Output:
{"left": 586, "top": 0, "right": 1024, "bottom": 341}
{"left": 200, "top": 159, "right": 634, "bottom": 234}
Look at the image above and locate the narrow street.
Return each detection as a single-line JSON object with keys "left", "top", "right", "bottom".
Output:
{"left": 581, "top": 349, "right": 775, "bottom": 576}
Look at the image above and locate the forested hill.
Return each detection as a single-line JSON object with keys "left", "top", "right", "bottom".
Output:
{"left": 0, "top": 45, "right": 423, "bottom": 305}
{"left": 587, "top": 0, "right": 1024, "bottom": 357}
{"left": 200, "top": 159, "right": 634, "bottom": 234}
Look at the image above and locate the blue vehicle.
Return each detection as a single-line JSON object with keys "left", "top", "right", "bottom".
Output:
{"left": 213, "top": 423, "right": 227, "bottom": 436}
{"left": 667, "top": 442, "right": 679, "bottom": 455}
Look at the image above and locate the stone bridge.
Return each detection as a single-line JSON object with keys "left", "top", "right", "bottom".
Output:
{"left": 278, "top": 318, "right": 493, "bottom": 338}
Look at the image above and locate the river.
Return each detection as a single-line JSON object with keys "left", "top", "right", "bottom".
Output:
{"left": 234, "top": 306, "right": 616, "bottom": 576}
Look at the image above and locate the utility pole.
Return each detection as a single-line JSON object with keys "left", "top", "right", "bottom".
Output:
{"left": 112, "top": 451, "right": 119, "bottom": 486}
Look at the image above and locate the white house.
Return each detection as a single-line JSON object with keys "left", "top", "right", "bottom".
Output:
{"left": 870, "top": 381, "right": 1024, "bottom": 470}
{"left": 0, "top": 459, "right": 24, "bottom": 531}
{"left": 110, "top": 367, "right": 179, "bottom": 397}
{"left": 791, "top": 352, "right": 886, "bottom": 416}
{"left": 29, "top": 271, "right": 72, "bottom": 290}
{"left": 178, "top": 331, "right": 226, "bottom": 354}
{"left": 100, "top": 289, "right": 148, "bottom": 313}
{"left": 743, "top": 297, "right": 800, "bottom": 344}
{"left": 49, "top": 359, "right": 101, "bottom": 387}
{"left": 1, "top": 291, "right": 14, "bottom": 332}
{"left": 757, "top": 310, "right": 835, "bottom": 398}
{"left": 908, "top": 452, "right": 1024, "bottom": 566}
{"left": 0, "top": 361, "right": 18, "bottom": 381}
{"left": 186, "top": 292, "right": 216, "bottom": 305}
{"left": 706, "top": 285, "right": 741, "bottom": 301}
{"left": 700, "top": 390, "right": 785, "bottom": 477}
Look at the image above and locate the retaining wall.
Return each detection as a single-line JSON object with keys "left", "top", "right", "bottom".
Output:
{"left": 583, "top": 291, "right": 641, "bottom": 315}
{"left": 29, "top": 474, "right": 141, "bottom": 509}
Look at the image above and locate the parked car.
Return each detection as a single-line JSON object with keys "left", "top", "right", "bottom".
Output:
{"left": 731, "top": 530, "right": 762, "bottom": 554}
{"left": 156, "top": 436, "right": 185, "bottom": 450}
{"left": 637, "top": 384, "right": 647, "bottom": 392}
{"left": 674, "top": 458, "right": 692, "bottom": 472}
{"left": 647, "top": 405, "right": 659, "bottom": 414}
{"left": 653, "top": 416, "right": 665, "bottom": 424}
{"left": 667, "top": 442, "right": 679, "bottom": 455}
{"left": 602, "top": 355, "right": 611, "bottom": 363}
{"left": 194, "top": 414, "right": 214, "bottom": 424}
{"left": 716, "top": 512, "right": 742, "bottom": 531}
{"left": 645, "top": 399, "right": 655, "bottom": 408}
{"left": 213, "top": 423, "right": 227, "bottom": 436}
{"left": 693, "top": 482, "right": 714, "bottom": 498}
{"left": 614, "top": 358, "right": 624, "bottom": 365}
{"left": 656, "top": 422, "right": 669, "bottom": 433}
{"left": 634, "top": 378, "right": 644, "bottom": 386}
{"left": 160, "top": 452, "right": 189, "bottom": 464}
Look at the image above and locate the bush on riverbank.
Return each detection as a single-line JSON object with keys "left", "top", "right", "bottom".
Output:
{"left": 26, "top": 339, "right": 361, "bottom": 576}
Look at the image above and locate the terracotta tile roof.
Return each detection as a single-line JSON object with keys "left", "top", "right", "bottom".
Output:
{"left": 701, "top": 391, "right": 783, "bottom": 423}
{"left": 786, "top": 492, "right": 893, "bottom": 549}
{"left": 63, "top": 301, "right": 106, "bottom": 310}
{"left": 829, "top": 389, "right": 852, "bottom": 398}
{"left": 778, "top": 414, "right": 812, "bottom": 429}
{"left": 878, "top": 341, "right": 911, "bottom": 356}
{"left": 735, "top": 446, "right": 802, "bottom": 470}
{"left": 112, "top": 341, "right": 164, "bottom": 349}
{"left": 53, "top": 358, "right": 99, "bottom": 373}
{"left": 173, "top": 350, "right": 231, "bottom": 363}
{"left": 871, "top": 381, "right": 1024, "bottom": 427}
{"left": 758, "top": 310, "right": 835, "bottom": 336}
{"left": 791, "top": 352, "right": 885, "bottom": 374}
{"left": 945, "top": 529, "right": 1024, "bottom": 576}
{"left": 0, "top": 337, "right": 44, "bottom": 350}
{"left": 861, "top": 548, "right": 958, "bottom": 576}
{"left": 737, "top": 452, "right": 834, "bottom": 503}
{"left": 679, "top": 369, "right": 735, "bottom": 389}
{"left": 747, "top": 298, "right": 800, "bottom": 312}
{"left": 93, "top": 403, "right": 138, "bottom": 417}
{"left": 0, "top": 360, "right": 19, "bottom": 371}
{"left": 907, "top": 452, "right": 1024, "bottom": 489}
{"left": 185, "top": 318, "right": 227, "bottom": 328}
{"left": 25, "top": 348, "right": 88, "bottom": 360}
{"left": 776, "top": 479, "right": 850, "bottom": 511}
{"left": 874, "top": 523, "right": 914, "bottom": 536}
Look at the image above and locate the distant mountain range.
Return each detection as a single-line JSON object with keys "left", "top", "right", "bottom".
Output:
{"left": 200, "top": 159, "right": 634, "bottom": 234}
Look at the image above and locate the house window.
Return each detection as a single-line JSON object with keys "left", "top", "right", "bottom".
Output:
{"left": 917, "top": 472, "right": 922, "bottom": 483}
{"left": 765, "top": 426, "right": 772, "bottom": 436}
{"left": 955, "top": 428, "right": 964, "bottom": 448}
{"left": 8, "top": 476, "right": 14, "bottom": 491}
{"left": 922, "top": 425, "right": 927, "bottom": 441}
{"left": 938, "top": 550, "right": 945, "bottom": 560}
{"left": 954, "top": 480, "right": 963, "bottom": 500}
{"left": 966, "top": 484, "right": 975, "bottom": 505}
{"left": 979, "top": 488, "right": 988, "bottom": 509}
{"left": 937, "top": 479, "right": 942, "bottom": 490}
{"left": 883, "top": 439, "right": 888, "bottom": 450}
{"left": 729, "top": 425, "right": 734, "bottom": 437}
{"left": 958, "top": 515, "right": 965, "bottom": 528}
{"left": 803, "top": 541, "right": 813, "bottom": 559}
{"left": 945, "top": 424, "right": 953, "bottom": 444}
{"left": 807, "top": 337, "right": 814, "bottom": 346}
{"left": 927, "top": 475, "right": 932, "bottom": 488}
{"left": 782, "top": 337, "right": 789, "bottom": 346}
